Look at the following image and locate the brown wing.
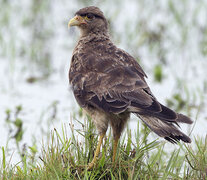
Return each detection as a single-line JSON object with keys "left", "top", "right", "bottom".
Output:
{"left": 69, "top": 40, "right": 177, "bottom": 122}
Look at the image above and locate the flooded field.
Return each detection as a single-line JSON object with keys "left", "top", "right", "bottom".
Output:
{"left": 0, "top": 0, "right": 207, "bottom": 164}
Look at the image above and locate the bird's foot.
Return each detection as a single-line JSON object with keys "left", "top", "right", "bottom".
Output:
{"left": 87, "top": 133, "right": 105, "bottom": 170}
{"left": 87, "top": 161, "right": 96, "bottom": 170}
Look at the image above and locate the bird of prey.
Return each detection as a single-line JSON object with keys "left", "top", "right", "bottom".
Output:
{"left": 68, "top": 6, "right": 193, "bottom": 169}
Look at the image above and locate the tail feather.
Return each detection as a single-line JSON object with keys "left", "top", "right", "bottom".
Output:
{"left": 137, "top": 114, "right": 192, "bottom": 143}
{"left": 176, "top": 113, "right": 193, "bottom": 124}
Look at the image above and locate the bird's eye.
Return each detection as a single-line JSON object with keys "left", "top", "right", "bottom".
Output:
{"left": 85, "top": 13, "right": 94, "bottom": 20}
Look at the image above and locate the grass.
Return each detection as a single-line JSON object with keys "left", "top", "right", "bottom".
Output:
{"left": 1, "top": 116, "right": 207, "bottom": 179}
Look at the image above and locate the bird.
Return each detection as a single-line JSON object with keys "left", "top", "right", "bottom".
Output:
{"left": 68, "top": 6, "right": 193, "bottom": 169}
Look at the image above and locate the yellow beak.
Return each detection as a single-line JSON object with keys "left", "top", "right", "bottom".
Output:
{"left": 68, "top": 15, "right": 86, "bottom": 28}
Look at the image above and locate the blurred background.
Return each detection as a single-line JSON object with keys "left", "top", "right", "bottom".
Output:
{"left": 0, "top": 0, "right": 207, "bottom": 164}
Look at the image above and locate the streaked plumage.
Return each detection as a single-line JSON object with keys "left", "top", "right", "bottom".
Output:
{"left": 68, "top": 6, "right": 193, "bottom": 168}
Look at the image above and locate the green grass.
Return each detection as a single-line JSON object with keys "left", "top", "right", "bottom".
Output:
{"left": 1, "top": 116, "right": 207, "bottom": 179}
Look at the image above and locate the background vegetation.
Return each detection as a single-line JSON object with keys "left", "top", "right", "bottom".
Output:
{"left": 0, "top": 0, "right": 207, "bottom": 179}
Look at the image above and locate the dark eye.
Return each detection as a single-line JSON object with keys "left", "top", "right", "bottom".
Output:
{"left": 86, "top": 13, "right": 94, "bottom": 20}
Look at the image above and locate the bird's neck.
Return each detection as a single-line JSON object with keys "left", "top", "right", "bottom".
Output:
{"left": 78, "top": 31, "right": 110, "bottom": 43}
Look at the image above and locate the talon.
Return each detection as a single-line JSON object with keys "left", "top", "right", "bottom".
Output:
{"left": 87, "top": 162, "right": 95, "bottom": 170}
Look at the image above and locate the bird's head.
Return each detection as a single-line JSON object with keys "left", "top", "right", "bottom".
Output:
{"left": 68, "top": 6, "right": 108, "bottom": 37}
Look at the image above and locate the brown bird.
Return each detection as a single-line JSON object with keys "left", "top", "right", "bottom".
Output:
{"left": 68, "top": 6, "right": 193, "bottom": 169}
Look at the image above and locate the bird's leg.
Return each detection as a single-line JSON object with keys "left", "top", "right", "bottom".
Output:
{"left": 88, "top": 132, "right": 106, "bottom": 169}
{"left": 112, "top": 136, "right": 119, "bottom": 163}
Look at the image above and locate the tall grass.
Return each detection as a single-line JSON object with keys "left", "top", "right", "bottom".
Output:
{"left": 1, "top": 116, "right": 206, "bottom": 179}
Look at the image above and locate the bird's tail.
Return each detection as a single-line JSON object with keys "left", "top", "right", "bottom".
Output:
{"left": 136, "top": 113, "right": 192, "bottom": 143}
